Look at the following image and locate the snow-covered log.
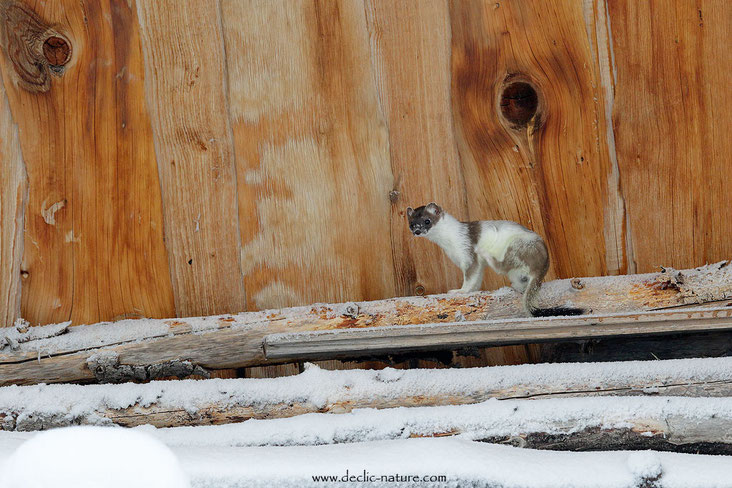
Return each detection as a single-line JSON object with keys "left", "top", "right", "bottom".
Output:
{"left": 141, "top": 395, "right": 732, "bottom": 453}
{"left": 3, "top": 357, "right": 732, "bottom": 431}
{"left": 1, "top": 262, "right": 730, "bottom": 386}
{"left": 7, "top": 394, "right": 732, "bottom": 455}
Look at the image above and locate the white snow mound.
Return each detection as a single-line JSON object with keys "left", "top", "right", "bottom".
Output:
{"left": 0, "top": 426, "right": 190, "bottom": 488}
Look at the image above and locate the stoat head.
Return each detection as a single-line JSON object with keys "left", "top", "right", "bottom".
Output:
{"left": 406, "top": 202, "right": 443, "bottom": 237}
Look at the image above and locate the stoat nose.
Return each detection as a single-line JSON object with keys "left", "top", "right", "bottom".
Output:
{"left": 414, "top": 229, "right": 422, "bottom": 235}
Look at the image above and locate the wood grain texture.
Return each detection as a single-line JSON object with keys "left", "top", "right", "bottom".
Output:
{"left": 363, "top": 0, "right": 466, "bottom": 297}
{"left": 0, "top": 0, "right": 175, "bottom": 325}
{"left": 0, "top": 66, "right": 25, "bottom": 327}
{"left": 137, "top": 0, "right": 245, "bottom": 317}
{"left": 608, "top": 0, "right": 732, "bottom": 272}
{"left": 221, "top": 0, "right": 396, "bottom": 311}
{"left": 583, "top": 0, "right": 636, "bottom": 275}
{"left": 242, "top": 363, "right": 302, "bottom": 379}
{"left": 449, "top": 0, "right": 624, "bottom": 283}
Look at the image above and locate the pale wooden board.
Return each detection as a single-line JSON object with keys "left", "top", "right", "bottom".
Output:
{"left": 222, "top": 0, "right": 397, "bottom": 311}
{"left": 0, "top": 0, "right": 176, "bottom": 325}
{"left": 609, "top": 0, "right": 732, "bottom": 272}
{"left": 137, "top": 0, "right": 245, "bottom": 317}
{"left": 0, "top": 60, "right": 25, "bottom": 327}
{"left": 363, "top": 0, "right": 467, "bottom": 296}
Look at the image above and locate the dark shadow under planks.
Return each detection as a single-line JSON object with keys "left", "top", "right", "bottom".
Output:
{"left": 543, "top": 330, "right": 732, "bottom": 363}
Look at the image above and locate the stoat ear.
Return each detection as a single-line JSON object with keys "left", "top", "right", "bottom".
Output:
{"left": 426, "top": 202, "right": 441, "bottom": 215}
{"left": 406, "top": 207, "right": 414, "bottom": 218}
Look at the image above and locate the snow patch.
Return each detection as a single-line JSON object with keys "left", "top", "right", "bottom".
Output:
{"left": 0, "top": 426, "right": 189, "bottom": 488}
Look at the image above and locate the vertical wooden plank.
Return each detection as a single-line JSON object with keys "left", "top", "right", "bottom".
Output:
{"left": 0, "top": 0, "right": 175, "bottom": 325}
{"left": 583, "top": 0, "right": 635, "bottom": 275}
{"left": 221, "top": 0, "right": 396, "bottom": 310}
{"left": 0, "top": 70, "right": 25, "bottom": 327}
{"left": 137, "top": 0, "right": 246, "bottom": 316}
{"left": 449, "top": 0, "right": 623, "bottom": 284}
{"left": 365, "top": 0, "right": 538, "bottom": 366}
{"left": 608, "top": 0, "right": 732, "bottom": 271}
{"left": 363, "top": 0, "right": 466, "bottom": 296}
{"left": 243, "top": 363, "right": 302, "bottom": 379}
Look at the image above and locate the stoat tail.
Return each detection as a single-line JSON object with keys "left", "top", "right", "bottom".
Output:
{"left": 523, "top": 276, "right": 585, "bottom": 317}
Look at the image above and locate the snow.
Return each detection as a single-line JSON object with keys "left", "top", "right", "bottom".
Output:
{"left": 8, "top": 386, "right": 732, "bottom": 450}
{"left": 2, "top": 361, "right": 732, "bottom": 487}
{"left": 0, "top": 426, "right": 189, "bottom": 488}
{"left": 133, "top": 395, "right": 731, "bottom": 448}
{"left": 0, "top": 320, "right": 70, "bottom": 351}
{"left": 1, "top": 432, "right": 731, "bottom": 488}
{"left": 627, "top": 451, "right": 663, "bottom": 481}
{"left": 3, "top": 356, "right": 732, "bottom": 430}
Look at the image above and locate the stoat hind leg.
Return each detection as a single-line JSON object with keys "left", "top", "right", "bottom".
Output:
{"left": 498, "top": 239, "right": 550, "bottom": 314}
{"left": 508, "top": 268, "right": 531, "bottom": 293}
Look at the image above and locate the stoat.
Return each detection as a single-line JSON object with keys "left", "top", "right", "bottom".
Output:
{"left": 407, "top": 203, "right": 584, "bottom": 317}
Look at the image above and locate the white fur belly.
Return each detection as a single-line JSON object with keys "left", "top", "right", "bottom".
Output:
{"left": 477, "top": 225, "right": 533, "bottom": 263}
{"left": 427, "top": 216, "right": 472, "bottom": 270}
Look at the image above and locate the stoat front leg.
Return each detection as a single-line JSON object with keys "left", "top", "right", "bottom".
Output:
{"left": 449, "top": 259, "right": 485, "bottom": 294}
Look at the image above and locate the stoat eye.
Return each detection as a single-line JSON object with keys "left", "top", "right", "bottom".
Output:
{"left": 424, "top": 219, "right": 431, "bottom": 226}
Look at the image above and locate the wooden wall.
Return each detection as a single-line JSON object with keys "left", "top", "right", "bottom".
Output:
{"left": 0, "top": 0, "right": 729, "bottom": 369}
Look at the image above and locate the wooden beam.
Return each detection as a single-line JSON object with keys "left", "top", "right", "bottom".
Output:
{"left": 0, "top": 263, "right": 730, "bottom": 386}
{"left": 265, "top": 308, "right": 732, "bottom": 360}
{"left": 3, "top": 356, "right": 732, "bottom": 431}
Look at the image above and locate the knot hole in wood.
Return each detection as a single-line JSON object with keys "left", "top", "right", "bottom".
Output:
{"left": 499, "top": 80, "right": 539, "bottom": 129}
{"left": 0, "top": 1, "right": 72, "bottom": 92}
{"left": 43, "top": 35, "right": 71, "bottom": 71}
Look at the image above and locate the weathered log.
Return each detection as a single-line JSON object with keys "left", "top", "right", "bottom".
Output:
{"left": 123, "top": 396, "right": 732, "bottom": 454}
{"left": 264, "top": 307, "right": 732, "bottom": 360}
{"left": 0, "top": 262, "right": 730, "bottom": 386}
{"left": 3, "top": 356, "right": 732, "bottom": 431}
